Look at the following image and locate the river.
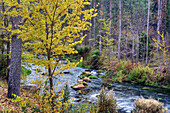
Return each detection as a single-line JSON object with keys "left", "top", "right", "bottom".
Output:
{"left": 22, "top": 64, "right": 170, "bottom": 113}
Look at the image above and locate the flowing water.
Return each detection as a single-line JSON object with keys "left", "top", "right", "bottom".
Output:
{"left": 23, "top": 64, "right": 170, "bottom": 113}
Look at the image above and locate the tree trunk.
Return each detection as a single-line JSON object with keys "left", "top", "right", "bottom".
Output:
{"left": 157, "top": 0, "right": 162, "bottom": 59}
{"left": 93, "top": 0, "right": 96, "bottom": 48}
{"left": 89, "top": 0, "right": 92, "bottom": 48}
{"left": 8, "top": 35, "right": 22, "bottom": 98}
{"left": 118, "top": 0, "right": 122, "bottom": 62}
{"left": 146, "top": 0, "right": 150, "bottom": 65}
{"left": 7, "top": 0, "right": 22, "bottom": 98}
{"left": 130, "top": 22, "right": 135, "bottom": 65}
{"left": 99, "top": 0, "right": 104, "bottom": 55}
{"left": 135, "top": 0, "right": 139, "bottom": 65}
{"left": 109, "top": 0, "right": 112, "bottom": 61}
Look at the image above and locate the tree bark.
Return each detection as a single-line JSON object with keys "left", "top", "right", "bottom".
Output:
{"left": 146, "top": 0, "right": 150, "bottom": 65}
{"left": 109, "top": 0, "right": 112, "bottom": 61}
{"left": 99, "top": 0, "right": 104, "bottom": 55}
{"left": 130, "top": 22, "right": 135, "bottom": 65}
{"left": 135, "top": 0, "right": 139, "bottom": 65}
{"left": 118, "top": 0, "right": 122, "bottom": 62}
{"left": 93, "top": 0, "right": 96, "bottom": 48}
{"left": 157, "top": 0, "right": 162, "bottom": 59}
{"left": 8, "top": 35, "right": 22, "bottom": 98}
{"left": 89, "top": 0, "right": 92, "bottom": 48}
{"left": 7, "top": 0, "right": 22, "bottom": 98}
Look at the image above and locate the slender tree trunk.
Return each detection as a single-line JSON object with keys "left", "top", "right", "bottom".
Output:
{"left": 2, "top": 1, "right": 10, "bottom": 82}
{"left": 109, "top": 0, "right": 112, "bottom": 62}
{"left": 99, "top": 0, "right": 104, "bottom": 55}
{"left": 118, "top": 0, "right": 122, "bottom": 62}
{"left": 89, "top": 0, "right": 92, "bottom": 48}
{"left": 157, "top": 0, "right": 162, "bottom": 59}
{"left": 146, "top": 0, "right": 150, "bottom": 65}
{"left": 135, "top": 0, "right": 139, "bottom": 65}
{"left": 125, "top": 27, "right": 128, "bottom": 60}
{"left": 142, "top": 0, "right": 147, "bottom": 64}
{"left": 130, "top": 22, "right": 135, "bottom": 65}
{"left": 93, "top": 0, "right": 96, "bottom": 48}
{"left": 7, "top": 37, "right": 10, "bottom": 82}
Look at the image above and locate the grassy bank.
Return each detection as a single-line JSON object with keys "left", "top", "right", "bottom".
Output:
{"left": 102, "top": 60, "right": 170, "bottom": 91}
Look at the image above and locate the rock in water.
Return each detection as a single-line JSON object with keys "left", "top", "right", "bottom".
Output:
{"left": 83, "top": 77, "right": 91, "bottom": 82}
{"left": 77, "top": 79, "right": 83, "bottom": 83}
{"left": 82, "top": 71, "right": 91, "bottom": 76}
{"left": 71, "top": 84, "right": 85, "bottom": 90}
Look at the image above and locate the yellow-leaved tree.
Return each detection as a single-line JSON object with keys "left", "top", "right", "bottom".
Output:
{"left": 1, "top": 0, "right": 96, "bottom": 112}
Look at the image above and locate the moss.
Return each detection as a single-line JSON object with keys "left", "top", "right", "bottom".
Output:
{"left": 79, "top": 74, "right": 87, "bottom": 79}
{"left": 99, "top": 75, "right": 106, "bottom": 78}
{"left": 89, "top": 76, "right": 98, "bottom": 79}
{"left": 96, "top": 70, "right": 102, "bottom": 73}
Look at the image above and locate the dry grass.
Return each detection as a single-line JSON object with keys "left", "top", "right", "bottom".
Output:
{"left": 134, "top": 97, "right": 168, "bottom": 113}
{"left": 97, "top": 87, "right": 117, "bottom": 113}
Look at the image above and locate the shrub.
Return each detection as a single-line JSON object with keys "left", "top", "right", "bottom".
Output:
{"left": 134, "top": 97, "right": 168, "bottom": 113}
{"left": 91, "top": 49, "right": 100, "bottom": 56}
{"left": 127, "top": 66, "right": 153, "bottom": 84}
{"left": 97, "top": 87, "right": 117, "bottom": 113}
{"left": 85, "top": 49, "right": 102, "bottom": 69}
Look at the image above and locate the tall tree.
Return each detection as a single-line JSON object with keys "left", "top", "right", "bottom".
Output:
{"left": 146, "top": 0, "right": 150, "bottom": 65}
{"left": 99, "top": 0, "right": 104, "bottom": 54}
{"left": 109, "top": 0, "right": 112, "bottom": 60}
{"left": 157, "top": 0, "right": 162, "bottom": 59}
{"left": 89, "top": 0, "right": 92, "bottom": 48}
{"left": 118, "top": 0, "right": 122, "bottom": 62}
{"left": 4, "top": 0, "right": 22, "bottom": 98}
{"left": 93, "top": 0, "right": 96, "bottom": 48}
{"left": 135, "top": 0, "right": 139, "bottom": 65}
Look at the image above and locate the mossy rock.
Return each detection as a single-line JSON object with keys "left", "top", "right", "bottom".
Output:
{"left": 71, "top": 84, "right": 85, "bottom": 90}
{"left": 79, "top": 74, "right": 87, "bottom": 79}
{"left": 83, "top": 77, "right": 91, "bottom": 82}
{"left": 89, "top": 76, "right": 98, "bottom": 79}
{"left": 96, "top": 70, "right": 102, "bottom": 73}
{"left": 82, "top": 71, "right": 91, "bottom": 76}
{"left": 80, "top": 81, "right": 88, "bottom": 86}
{"left": 99, "top": 75, "right": 106, "bottom": 78}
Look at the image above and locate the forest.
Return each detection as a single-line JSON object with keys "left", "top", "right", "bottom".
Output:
{"left": 0, "top": 0, "right": 169, "bottom": 112}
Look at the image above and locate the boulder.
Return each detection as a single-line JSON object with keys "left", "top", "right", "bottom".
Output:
{"left": 83, "top": 77, "right": 91, "bottom": 82}
{"left": 77, "top": 79, "right": 83, "bottom": 83}
{"left": 82, "top": 81, "right": 88, "bottom": 86}
{"left": 71, "top": 84, "right": 85, "bottom": 90}
{"left": 82, "top": 71, "right": 91, "bottom": 76}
